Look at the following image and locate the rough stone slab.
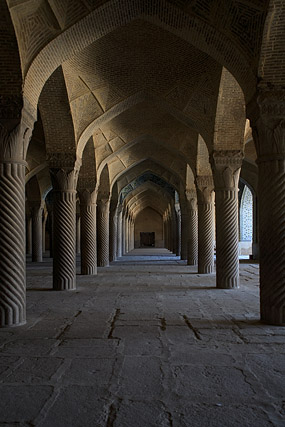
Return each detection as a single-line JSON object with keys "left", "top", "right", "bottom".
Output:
{"left": 0, "top": 385, "right": 53, "bottom": 423}
{"left": 40, "top": 386, "right": 108, "bottom": 427}
{"left": 54, "top": 339, "right": 120, "bottom": 358}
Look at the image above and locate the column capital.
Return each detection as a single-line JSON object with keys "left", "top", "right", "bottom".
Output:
{"left": 195, "top": 175, "right": 214, "bottom": 204}
{"left": 0, "top": 122, "right": 32, "bottom": 164}
{"left": 247, "top": 88, "right": 285, "bottom": 161}
{"left": 50, "top": 168, "right": 79, "bottom": 192}
{"left": 211, "top": 150, "right": 243, "bottom": 189}
{"left": 78, "top": 188, "right": 97, "bottom": 206}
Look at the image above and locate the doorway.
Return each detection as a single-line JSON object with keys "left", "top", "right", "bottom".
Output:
{"left": 140, "top": 232, "right": 155, "bottom": 247}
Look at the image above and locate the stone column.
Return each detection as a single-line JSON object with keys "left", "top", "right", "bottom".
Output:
{"left": 196, "top": 176, "right": 215, "bottom": 274}
{"left": 109, "top": 204, "right": 117, "bottom": 262}
{"left": 51, "top": 168, "right": 78, "bottom": 290}
{"left": 26, "top": 215, "right": 32, "bottom": 255}
{"left": 78, "top": 190, "right": 97, "bottom": 275}
{"left": 117, "top": 209, "right": 123, "bottom": 257}
{"left": 42, "top": 212, "right": 47, "bottom": 254}
{"left": 176, "top": 208, "right": 181, "bottom": 257}
{"left": 248, "top": 89, "right": 285, "bottom": 325}
{"left": 0, "top": 123, "right": 32, "bottom": 327}
{"left": 45, "top": 198, "right": 53, "bottom": 258}
{"left": 180, "top": 203, "right": 189, "bottom": 260}
{"left": 211, "top": 151, "right": 243, "bottom": 288}
{"left": 31, "top": 205, "right": 43, "bottom": 262}
{"left": 97, "top": 197, "right": 110, "bottom": 267}
{"left": 76, "top": 214, "right": 81, "bottom": 255}
{"left": 186, "top": 190, "right": 198, "bottom": 266}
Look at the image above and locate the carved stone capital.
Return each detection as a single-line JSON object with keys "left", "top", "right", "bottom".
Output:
{"left": 50, "top": 168, "right": 79, "bottom": 192}
{"left": 195, "top": 175, "right": 214, "bottom": 204}
{"left": 0, "top": 122, "right": 32, "bottom": 163}
{"left": 185, "top": 189, "right": 197, "bottom": 210}
{"left": 247, "top": 89, "right": 285, "bottom": 160}
{"left": 211, "top": 150, "right": 243, "bottom": 189}
{"left": 78, "top": 189, "right": 97, "bottom": 206}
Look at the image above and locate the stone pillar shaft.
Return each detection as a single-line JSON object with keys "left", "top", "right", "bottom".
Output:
{"left": 97, "top": 198, "right": 110, "bottom": 267}
{"left": 180, "top": 206, "right": 189, "bottom": 260}
{"left": 51, "top": 169, "right": 78, "bottom": 290}
{"left": 186, "top": 191, "right": 198, "bottom": 266}
{"left": 117, "top": 210, "right": 123, "bottom": 257}
{"left": 79, "top": 191, "right": 97, "bottom": 275}
{"left": 196, "top": 176, "right": 215, "bottom": 274}
{"left": 0, "top": 162, "right": 26, "bottom": 327}
{"left": 76, "top": 214, "right": 81, "bottom": 255}
{"left": 248, "top": 89, "right": 285, "bottom": 324}
{"left": 212, "top": 151, "right": 243, "bottom": 289}
{"left": 109, "top": 209, "right": 117, "bottom": 262}
{"left": 42, "top": 214, "right": 47, "bottom": 254}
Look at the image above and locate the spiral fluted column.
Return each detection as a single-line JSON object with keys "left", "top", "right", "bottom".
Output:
{"left": 42, "top": 213, "right": 47, "bottom": 254}
{"left": 176, "top": 209, "right": 181, "bottom": 257}
{"left": 31, "top": 205, "right": 43, "bottom": 263}
{"left": 109, "top": 205, "right": 117, "bottom": 262}
{"left": 51, "top": 168, "right": 78, "bottom": 290}
{"left": 180, "top": 203, "right": 189, "bottom": 260}
{"left": 211, "top": 151, "right": 243, "bottom": 289}
{"left": 248, "top": 90, "right": 285, "bottom": 325}
{"left": 0, "top": 123, "right": 32, "bottom": 327}
{"left": 76, "top": 214, "right": 81, "bottom": 255}
{"left": 78, "top": 190, "right": 97, "bottom": 275}
{"left": 97, "top": 198, "right": 110, "bottom": 267}
{"left": 117, "top": 209, "right": 123, "bottom": 257}
{"left": 186, "top": 190, "right": 198, "bottom": 266}
{"left": 196, "top": 176, "right": 215, "bottom": 274}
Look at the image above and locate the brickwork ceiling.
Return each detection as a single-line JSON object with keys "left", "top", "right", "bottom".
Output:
{"left": 4, "top": 0, "right": 269, "bottom": 203}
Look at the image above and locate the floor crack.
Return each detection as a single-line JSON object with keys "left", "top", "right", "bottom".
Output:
{"left": 108, "top": 309, "right": 121, "bottom": 339}
{"left": 183, "top": 315, "right": 202, "bottom": 340}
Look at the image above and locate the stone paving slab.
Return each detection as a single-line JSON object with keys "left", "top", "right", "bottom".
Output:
{"left": 0, "top": 249, "right": 284, "bottom": 426}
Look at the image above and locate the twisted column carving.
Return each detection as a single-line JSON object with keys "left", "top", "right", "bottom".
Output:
{"left": 117, "top": 210, "right": 123, "bottom": 257}
{"left": 76, "top": 214, "right": 81, "bottom": 254}
{"left": 0, "top": 123, "right": 32, "bottom": 327}
{"left": 109, "top": 205, "right": 117, "bottom": 262}
{"left": 248, "top": 89, "right": 285, "bottom": 325}
{"left": 176, "top": 208, "right": 181, "bottom": 257}
{"left": 97, "top": 198, "right": 110, "bottom": 267}
{"left": 211, "top": 151, "right": 243, "bottom": 288}
{"left": 79, "top": 190, "right": 97, "bottom": 275}
{"left": 186, "top": 190, "right": 198, "bottom": 266}
{"left": 180, "top": 203, "right": 189, "bottom": 260}
{"left": 122, "top": 210, "right": 126, "bottom": 254}
{"left": 42, "top": 213, "right": 47, "bottom": 254}
{"left": 31, "top": 205, "right": 43, "bottom": 262}
{"left": 196, "top": 176, "right": 215, "bottom": 274}
{"left": 51, "top": 168, "right": 78, "bottom": 290}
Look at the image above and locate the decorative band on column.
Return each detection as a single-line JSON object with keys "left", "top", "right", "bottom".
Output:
{"left": 53, "top": 190, "right": 77, "bottom": 290}
{"left": 215, "top": 189, "right": 239, "bottom": 288}
{"left": 81, "top": 204, "right": 97, "bottom": 275}
{"left": 0, "top": 163, "right": 26, "bottom": 327}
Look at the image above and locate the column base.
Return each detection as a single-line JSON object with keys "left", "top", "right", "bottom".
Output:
{"left": 261, "top": 305, "right": 285, "bottom": 326}
{"left": 1, "top": 320, "right": 26, "bottom": 328}
{"left": 81, "top": 266, "right": 97, "bottom": 275}
{"left": 217, "top": 277, "right": 239, "bottom": 289}
{"left": 187, "top": 259, "right": 198, "bottom": 266}
{"left": 53, "top": 279, "right": 76, "bottom": 291}
{"left": 98, "top": 261, "right": 109, "bottom": 267}
{"left": 198, "top": 265, "right": 214, "bottom": 274}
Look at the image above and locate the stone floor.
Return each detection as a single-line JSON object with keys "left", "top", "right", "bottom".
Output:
{"left": 0, "top": 249, "right": 284, "bottom": 427}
